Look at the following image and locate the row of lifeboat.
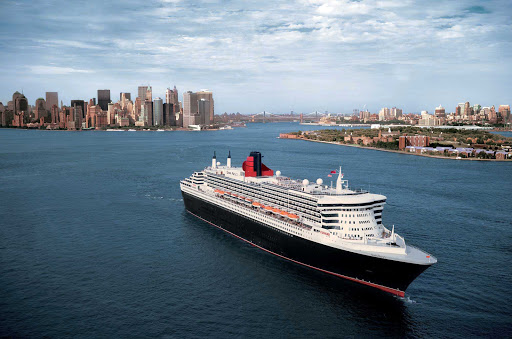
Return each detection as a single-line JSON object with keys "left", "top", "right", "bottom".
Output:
{"left": 214, "top": 189, "right": 299, "bottom": 220}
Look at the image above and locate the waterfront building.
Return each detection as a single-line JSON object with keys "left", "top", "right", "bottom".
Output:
{"left": 72, "top": 104, "right": 83, "bottom": 130}
{"left": 34, "top": 98, "right": 47, "bottom": 121}
{"left": 0, "top": 102, "right": 5, "bottom": 126}
{"left": 399, "top": 135, "right": 430, "bottom": 150}
{"left": 183, "top": 91, "right": 199, "bottom": 128}
{"left": 50, "top": 105, "right": 59, "bottom": 124}
{"left": 198, "top": 98, "right": 211, "bottom": 125}
{"left": 70, "top": 100, "right": 85, "bottom": 119}
{"left": 197, "top": 90, "right": 214, "bottom": 124}
{"left": 46, "top": 92, "right": 58, "bottom": 111}
{"left": 97, "top": 89, "right": 110, "bottom": 111}
{"left": 144, "top": 99, "right": 153, "bottom": 126}
{"left": 163, "top": 103, "right": 174, "bottom": 126}
{"left": 153, "top": 97, "right": 163, "bottom": 126}
{"left": 107, "top": 102, "right": 114, "bottom": 125}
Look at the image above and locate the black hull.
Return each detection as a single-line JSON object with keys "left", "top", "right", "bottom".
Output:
{"left": 182, "top": 191, "right": 431, "bottom": 296}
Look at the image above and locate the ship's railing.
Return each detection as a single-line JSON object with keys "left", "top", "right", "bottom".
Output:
{"left": 215, "top": 193, "right": 312, "bottom": 231}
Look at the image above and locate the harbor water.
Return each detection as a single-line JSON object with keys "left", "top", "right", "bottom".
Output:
{"left": 0, "top": 123, "right": 511, "bottom": 337}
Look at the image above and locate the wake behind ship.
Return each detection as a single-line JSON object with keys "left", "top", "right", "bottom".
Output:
{"left": 180, "top": 151, "right": 436, "bottom": 296}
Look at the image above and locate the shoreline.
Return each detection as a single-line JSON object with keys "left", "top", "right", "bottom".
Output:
{"left": 280, "top": 137, "right": 511, "bottom": 162}
{"left": 0, "top": 127, "right": 228, "bottom": 132}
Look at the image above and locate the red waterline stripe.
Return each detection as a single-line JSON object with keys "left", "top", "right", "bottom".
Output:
{"left": 187, "top": 210, "right": 405, "bottom": 297}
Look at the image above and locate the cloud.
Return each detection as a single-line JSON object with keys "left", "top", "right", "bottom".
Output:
{"left": 30, "top": 66, "right": 94, "bottom": 75}
{"left": 0, "top": 0, "right": 511, "bottom": 112}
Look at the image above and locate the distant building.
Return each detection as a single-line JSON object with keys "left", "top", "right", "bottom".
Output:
{"left": 138, "top": 86, "right": 148, "bottom": 100}
{"left": 34, "top": 98, "right": 47, "bottom": 121}
{"left": 163, "top": 103, "right": 174, "bottom": 126}
{"left": 183, "top": 91, "right": 198, "bottom": 128}
{"left": 378, "top": 107, "right": 390, "bottom": 121}
{"left": 198, "top": 98, "right": 211, "bottom": 125}
{"left": 391, "top": 107, "right": 402, "bottom": 118}
{"left": 434, "top": 105, "right": 446, "bottom": 118}
{"left": 197, "top": 90, "right": 214, "bottom": 123}
{"left": 97, "top": 89, "right": 110, "bottom": 111}
{"left": 144, "top": 100, "right": 153, "bottom": 126}
{"left": 70, "top": 100, "right": 85, "bottom": 119}
{"left": 399, "top": 135, "right": 430, "bottom": 150}
{"left": 145, "top": 86, "right": 152, "bottom": 102}
{"left": 153, "top": 97, "right": 163, "bottom": 126}
{"left": 498, "top": 105, "right": 510, "bottom": 123}
{"left": 72, "top": 104, "right": 83, "bottom": 129}
{"left": 119, "top": 92, "right": 131, "bottom": 101}
{"left": 46, "top": 92, "right": 58, "bottom": 111}
{"left": 107, "top": 102, "right": 114, "bottom": 125}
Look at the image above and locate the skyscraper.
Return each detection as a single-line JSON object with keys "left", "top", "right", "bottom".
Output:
{"left": 198, "top": 99, "right": 211, "bottom": 125}
{"left": 97, "top": 89, "right": 110, "bottom": 111}
{"left": 197, "top": 90, "right": 214, "bottom": 124}
{"left": 138, "top": 86, "right": 148, "bottom": 100}
{"left": 46, "top": 92, "right": 58, "bottom": 111}
{"left": 70, "top": 100, "right": 85, "bottom": 119}
{"left": 120, "top": 92, "right": 131, "bottom": 101}
{"left": 153, "top": 97, "right": 163, "bottom": 126}
{"left": 163, "top": 103, "right": 174, "bottom": 126}
{"left": 145, "top": 86, "right": 152, "bottom": 102}
{"left": 183, "top": 91, "right": 198, "bottom": 128}
{"left": 144, "top": 100, "right": 153, "bottom": 126}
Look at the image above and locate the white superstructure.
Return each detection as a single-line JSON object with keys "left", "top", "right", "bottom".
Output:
{"left": 181, "top": 153, "right": 435, "bottom": 265}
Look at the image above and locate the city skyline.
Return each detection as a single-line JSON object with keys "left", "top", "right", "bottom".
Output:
{"left": 0, "top": 0, "right": 511, "bottom": 113}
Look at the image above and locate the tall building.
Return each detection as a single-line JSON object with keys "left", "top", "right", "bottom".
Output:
{"left": 197, "top": 90, "right": 213, "bottom": 124}
{"left": 97, "top": 89, "right": 110, "bottom": 111}
{"left": 463, "top": 101, "right": 472, "bottom": 116}
{"left": 163, "top": 103, "right": 174, "bottom": 126}
{"left": 378, "top": 107, "right": 390, "bottom": 121}
{"left": 72, "top": 104, "right": 83, "bottom": 129}
{"left": 144, "top": 100, "right": 153, "bottom": 126}
{"left": 166, "top": 86, "right": 179, "bottom": 112}
{"left": 391, "top": 107, "right": 402, "bottom": 118}
{"left": 153, "top": 97, "right": 163, "bottom": 126}
{"left": 498, "top": 105, "right": 511, "bottom": 123}
{"left": 198, "top": 99, "right": 211, "bottom": 125}
{"left": 138, "top": 86, "right": 148, "bottom": 100}
{"left": 70, "top": 100, "right": 85, "bottom": 119}
{"left": 434, "top": 105, "right": 446, "bottom": 118}
{"left": 145, "top": 86, "right": 152, "bottom": 101}
{"left": 107, "top": 102, "right": 114, "bottom": 125}
{"left": 46, "top": 92, "right": 58, "bottom": 111}
{"left": 34, "top": 98, "right": 47, "bottom": 121}
{"left": 183, "top": 91, "right": 199, "bottom": 128}
{"left": 119, "top": 92, "right": 131, "bottom": 101}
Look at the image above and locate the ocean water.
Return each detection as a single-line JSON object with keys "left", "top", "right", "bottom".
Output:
{"left": 1, "top": 123, "right": 511, "bottom": 338}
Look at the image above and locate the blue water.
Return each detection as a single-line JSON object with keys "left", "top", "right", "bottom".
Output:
{"left": 1, "top": 123, "right": 511, "bottom": 338}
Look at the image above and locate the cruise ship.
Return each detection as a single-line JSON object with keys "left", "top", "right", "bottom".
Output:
{"left": 181, "top": 151, "right": 436, "bottom": 296}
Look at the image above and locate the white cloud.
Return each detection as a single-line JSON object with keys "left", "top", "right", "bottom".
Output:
{"left": 30, "top": 66, "right": 94, "bottom": 75}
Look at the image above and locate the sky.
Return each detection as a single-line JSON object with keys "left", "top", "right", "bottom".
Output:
{"left": 0, "top": 0, "right": 511, "bottom": 114}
